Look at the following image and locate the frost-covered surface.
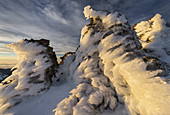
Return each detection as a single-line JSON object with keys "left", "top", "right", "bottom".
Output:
{"left": 54, "top": 6, "right": 127, "bottom": 115}
{"left": 1, "top": 5, "right": 170, "bottom": 115}
{"left": 55, "top": 52, "right": 76, "bottom": 82}
{"left": 5, "top": 81, "right": 75, "bottom": 115}
{"left": 134, "top": 14, "right": 170, "bottom": 68}
{"left": 54, "top": 6, "right": 170, "bottom": 115}
{"left": 0, "top": 39, "right": 58, "bottom": 114}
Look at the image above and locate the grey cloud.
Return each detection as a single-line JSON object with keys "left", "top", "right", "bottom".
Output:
{"left": 0, "top": 41, "right": 13, "bottom": 44}
{"left": 0, "top": 0, "right": 170, "bottom": 57}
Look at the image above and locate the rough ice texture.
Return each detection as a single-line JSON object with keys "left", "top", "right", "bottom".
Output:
{"left": 134, "top": 14, "right": 170, "bottom": 72}
{"left": 0, "top": 39, "right": 58, "bottom": 114}
{"left": 54, "top": 6, "right": 170, "bottom": 115}
{"left": 55, "top": 52, "right": 76, "bottom": 82}
{"left": 83, "top": 5, "right": 127, "bottom": 28}
{"left": 1, "top": 5, "right": 170, "bottom": 115}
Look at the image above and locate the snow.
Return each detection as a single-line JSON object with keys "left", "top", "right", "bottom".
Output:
{"left": 134, "top": 14, "right": 170, "bottom": 65}
{"left": 55, "top": 53, "right": 75, "bottom": 82}
{"left": 0, "top": 5, "right": 170, "bottom": 115}
{"left": 6, "top": 81, "right": 75, "bottom": 115}
{"left": 83, "top": 5, "right": 127, "bottom": 28}
{"left": 96, "top": 8, "right": 170, "bottom": 114}
{"left": 54, "top": 6, "right": 130, "bottom": 115}
{"left": 54, "top": 6, "right": 170, "bottom": 115}
{"left": 0, "top": 39, "right": 56, "bottom": 114}
{"left": 83, "top": 5, "right": 107, "bottom": 20}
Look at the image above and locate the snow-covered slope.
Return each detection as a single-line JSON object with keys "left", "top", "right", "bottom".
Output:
{"left": 1, "top": 5, "right": 170, "bottom": 115}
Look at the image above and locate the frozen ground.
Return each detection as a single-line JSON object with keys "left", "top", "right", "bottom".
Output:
{"left": 6, "top": 81, "right": 75, "bottom": 115}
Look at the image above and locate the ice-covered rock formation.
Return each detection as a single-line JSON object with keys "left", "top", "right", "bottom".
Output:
{"left": 0, "top": 39, "right": 58, "bottom": 114}
{"left": 1, "top": 5, "right": 170, "bottom": 115}
{"left": 54, "top": 6, "right": 170, "bottom": 115}
{"left": 134, "top": 14, "right": 170, "bottom": 71}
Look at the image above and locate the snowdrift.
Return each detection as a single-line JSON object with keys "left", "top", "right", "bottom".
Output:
{"left": 0, "top": 5, "right": 170, "bottom": 115}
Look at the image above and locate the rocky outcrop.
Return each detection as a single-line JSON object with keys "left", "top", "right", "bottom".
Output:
{"left": 1, "top": 6, "right": 170, "bottom": 115}
{"left": 133, "top": 14, "right": 170, "bottom": 68}
{"left": 54, "top": 6, "right": 170, "bottom": 115}
{"left": 0, "top": 39, "right": 58, "bottom": 113}
{"left": 60, "top": 52, "right": 75, "bottom": 64}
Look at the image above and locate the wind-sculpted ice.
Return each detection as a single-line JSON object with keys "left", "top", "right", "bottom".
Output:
{"left": 1, "top": 5, "right": 169, "bottom": 115}
{"left": 134, "top": 14, "right": 170, "bottom": 73}
{"left": 54, "top": 6, "right": 170, "bottom": 115}
{"left": 0, "top": 39, "right": 58, "bottom": 114}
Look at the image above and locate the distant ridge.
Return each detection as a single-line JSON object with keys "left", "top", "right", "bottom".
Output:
{"left": 0, "top": 68, "right": 12, "bottom": 75}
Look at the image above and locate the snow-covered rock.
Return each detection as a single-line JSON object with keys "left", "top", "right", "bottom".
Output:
{"left": 54, "top": 6, "right": 170, "bottom": 115}
{"left": 1, "top": 5, "right": 170, "bottom": 115}
{"left": 133, "top": 14, "right": 170, "bottom": 72}
{"left": 56, "top": 52, "right": 76, "bottom": 82}
{"left": 0, "top": 39, "right": 58, "bottom": 114}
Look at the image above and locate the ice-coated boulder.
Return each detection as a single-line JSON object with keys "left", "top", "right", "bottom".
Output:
{"left": 0, "top": 39, "right": 58, "bottom": 113}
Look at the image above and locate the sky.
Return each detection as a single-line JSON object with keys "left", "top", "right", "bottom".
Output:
{"left": 0, "top": 0, "right": 170, "bottom": 68}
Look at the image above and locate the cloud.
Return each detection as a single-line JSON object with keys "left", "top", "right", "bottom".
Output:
{"left": 0, "top": 0, "right": 170, "bottom": 68}
{"left": 0, "top": 55, "right": 16, "bottom": 68}
{"left": 0, "top": 47, "right": 13, "bottom": 53}
{"left": 0, "top": 42, "right": 13, "bottom": 54}
{"left": 0, "top": 0, "right": 87, "bottom": 56}
{"left": 41, "top": 4, "right": 70, "bottom": 25}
